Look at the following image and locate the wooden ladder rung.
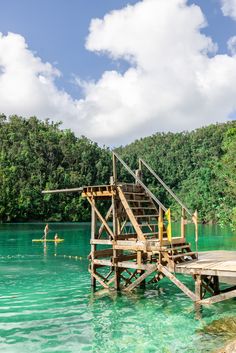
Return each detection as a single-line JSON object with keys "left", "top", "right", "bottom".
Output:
{"left": 140, "top": 224, "right": 159, "bottom": 228}
{"left": 130, "top": 207, "right": 156, "bottom": 210}
{"left": 143, "top": 232, "right": 159, "bottom": 236}
{"left": 136, "top": 214, "right": 158, "bottom": 218}
{"left": 168, "top": 244, "right": 190, "bottom": 251}
{"left": 123, "top": 192, "right": 147, "bottom": 195}
{"left": 126, "top": 199, "right": 152, "bottom": 203}
{"left": 169, "top": 252, "right": 196, "bottom": 259}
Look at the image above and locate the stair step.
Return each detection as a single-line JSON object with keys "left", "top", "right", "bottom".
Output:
{"left": 130, "top": 207, "right": 156, "bottom": 210}
{"left": 135, "top": 214, "right": 158, "bottom": 218}
{"left": 126, "top": 199, "right": 153, "bottom": 203}
{"left": 169, "top": 251, "right": 196, "bottom": 259}
{"left": 124, "top": 192, "right": 147, "bottom": 196}
{"left": 140, "top": 223, "right": 158, "bottom": 227}
{"left": 167, "top": 244, "right": 191, "bottom": 251}
{"left": 143, "top": 232, "right": 159, "bottom": 236}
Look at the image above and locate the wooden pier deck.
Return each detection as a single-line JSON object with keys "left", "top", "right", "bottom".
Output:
{"left": 176, "top": 251, "right": 236, "bottom": 278}
{"left": 42, "top": 152, "right": 236, "bottom": 307}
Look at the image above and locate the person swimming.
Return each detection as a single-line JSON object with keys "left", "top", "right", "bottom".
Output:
{"left": 54, "top": 233, "right": 58, "bottom": 241}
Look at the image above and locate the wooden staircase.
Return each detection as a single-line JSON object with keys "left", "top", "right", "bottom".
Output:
{"left": 118, "top": 183, "right": 159, "bottom": 241}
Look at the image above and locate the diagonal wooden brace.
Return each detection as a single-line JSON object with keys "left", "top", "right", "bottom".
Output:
{"left": 89, "top": 269, "right": 109, "bottom": 289}
{"left": 158, "top": 264, "right": 197, "bottom": 301}
{"left": 124, "top": 265, "right": 158, "bottom": 292}
{"left": 198, "top": 289, "right": 236, "bottom": 305}
{"left": 87, "top": 197, "right": 114, "bottom": 239}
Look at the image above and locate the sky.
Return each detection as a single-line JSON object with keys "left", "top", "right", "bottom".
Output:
{"left": 0, "top": 0, "right": 236, "bottom": 145}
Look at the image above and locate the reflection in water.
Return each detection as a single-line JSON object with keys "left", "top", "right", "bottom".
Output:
{"left": 43, "top": 241, "right": 47, "bottom": 257}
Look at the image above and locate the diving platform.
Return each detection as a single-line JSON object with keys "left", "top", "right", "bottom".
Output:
{"left": 42, "top": 152, "right": 236, "bottom": 306}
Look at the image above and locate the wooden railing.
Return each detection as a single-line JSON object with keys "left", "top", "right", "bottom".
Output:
{"left": 112, "top": 152, "right": 167, "bottom": 212}
{"left": 138, "top": 158, "right": 198, "bottom": 252}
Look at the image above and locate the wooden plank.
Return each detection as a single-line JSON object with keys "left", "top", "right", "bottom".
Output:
{"left": 113, "top": 244, "right": 146, "bottom": 251}
{"left": 118, "top": 261, "right": 156, "bottom": 270}
{"left": 198, "top": 290, "right": 236, "bottom": 305}
{"left": 135, "top": 214, "right": 158, "bottom": 218}
{"left": 195, "top": 275, "right": 202, "bottom": 300}
{"left": 93, "top": 259, "right": 112, "bottom": 267}
{"left": 42, "top": 187, "right": 83, "bottom": 194}
{"left": 117, "top": 186, "right": 146, "bottom": 241}
{"left": 116, "top": 254, "right": 137, "bottom": 262}
{"left": 87, "top": 197, "right": 114, "bottom": 239}
{"left": 159, "top": 264, "right": 197, "bottom": 301}
{"left": 98, "top": 205, "right": 113, "bottom": 238}
{"left": 112, "top": 153, "right": 117, "bottom": 184}
{"left": 130, "top": 207, "right": 156, "bottom": 210}
{"left": 169, "top": 252, "right": 197, "bottom": 260}
{"left": 88, "top": 269, "right": 109, "bottom": 289}
{"left": 175, "top": 251, "right": 236, "bottom": 277}
{"left": 90, "top": 239, "right": 113, "bottom": 245}
{"left": 92, "top": 259, "right": 153, "bottom": 271}
{"left": 118, "top": 233, "right": 138, "bottom": 240}
{"left": 176, "top": 267, "right": 236, "bottom": 278}
{"left": 90, "top": 198, "right": 96, "bottom": 288}
{"left": 161, "top": 238, "right": 186, "bottom": 246}
{"left": 83, "top": 191, "right": 114, "bottom": 198}
{"left": 124, "top": 265, "right": 158, "bottom": 291}
{"left": 126, "top": 199, "right": 153, "bottom": 203}
{"left": 112, "top": 182, "right": 120, "bottom": 290}
{"left": 90, "top": 249, "right": 113, "bottom": 258}
{"left": 181, "top": 207, "right": 186, "bottom": 239}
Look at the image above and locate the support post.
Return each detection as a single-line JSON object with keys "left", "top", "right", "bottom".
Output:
{"left": 158, "top": 207, "right": 163, "bottom": 246}
{"left": 137, "top": 250, "right": 142, "bottom": 274}
{"left": 111, "top": 176, "right": 120, "bottom": 290}
{"left": 181, "top": 207, "right": 186, "bottom": 240}
{"left": 193, "top": 210, "right": 198, "bottom": 257}
{"left": 135, "top": 169, "right": 142, "bottom": 184}
{"left": 91, "top": 197, "right": 97, "bottom": 290}
{"left": 112, "top": 153, "right": 117, "bottom": 185}
{"left": 213, "top": 276, "right": 220, "bottom": 295}
{"left": 195, "top": 275, "right": 202, "bottom": 301}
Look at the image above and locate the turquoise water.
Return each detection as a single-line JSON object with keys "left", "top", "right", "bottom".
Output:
{"left": 0, "top": 223, "right": 236, "bottom": 353}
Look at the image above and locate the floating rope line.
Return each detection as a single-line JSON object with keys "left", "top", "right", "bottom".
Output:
{"left": 54, "top": 254, "right": 84, "bottom": 260}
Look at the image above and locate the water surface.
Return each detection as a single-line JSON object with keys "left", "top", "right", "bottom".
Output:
{"left": 0, "top": 223, "right": 235, "bottom": 353}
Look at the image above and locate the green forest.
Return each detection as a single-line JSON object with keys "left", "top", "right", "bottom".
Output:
{"left": 0, "top": 114, "right": 235, "bottom": 229}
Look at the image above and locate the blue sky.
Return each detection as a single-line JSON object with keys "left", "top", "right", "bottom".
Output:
{"left": 0, "top": 0, "right": 234, "bottom": 97}
{"left": 0, "top": 0, "right": 138, "bottom": 97}
{"left": 0, "top": 0, "right": 236, "bottom": 145}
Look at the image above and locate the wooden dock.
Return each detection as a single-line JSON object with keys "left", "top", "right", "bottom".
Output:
{"left": 42, "top": 152, "right": 236, "bottom": 306}
{"left": 176, "top": 251, "right": 236, "bottom": 278}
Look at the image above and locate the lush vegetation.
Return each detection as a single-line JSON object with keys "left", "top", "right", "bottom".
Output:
{"left": 0, "top": 114, "right": 111, "bottom": 222}
{"left": 0, "top": 114, "right": 235, "bottom": 229}
{"left": 116, "top": 121, "right": 236, "bottom": 229}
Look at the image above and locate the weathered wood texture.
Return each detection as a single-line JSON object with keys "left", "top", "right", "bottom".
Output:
{"left": 175, "top": 251, "right": 236, "bottom": 278}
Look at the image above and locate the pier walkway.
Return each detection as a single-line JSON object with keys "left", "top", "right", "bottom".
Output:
{"left": 43, "top": 153, "right": 236, "bottom": 306}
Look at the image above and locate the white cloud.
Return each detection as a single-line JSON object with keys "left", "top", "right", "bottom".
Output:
{"left": 0, "top": 32, "right": 81, "bottom": 126}
{"left": 220, "top": 0, "right": 236, "bottom": 20}
{"left": 1, "top": 0, "right": 236, "bottom": 145}
{"left": 228, "top": 36, "right": 236, "bottom": 55}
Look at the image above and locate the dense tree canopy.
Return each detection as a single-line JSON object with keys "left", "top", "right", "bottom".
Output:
{"left": 0, "top": 114, "right": 235, "bottom": 229}
{"left": 0, "top": 114, "right": 111, "bottom": 222}
{"left": 116, "top": 121, "right": 236, "bottom": 228}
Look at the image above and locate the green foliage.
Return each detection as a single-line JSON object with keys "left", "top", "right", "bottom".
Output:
{"left": 116, "top": 121, "right": 236, "bottom": 228}
{"left": 0, "top": 115, "right": 112, "bottom": 222}
{"left": 218, "top": 127, "right": 236, "bottom": 229}
{"left": 0, "top": 114, "right": 235, "bottom": 228}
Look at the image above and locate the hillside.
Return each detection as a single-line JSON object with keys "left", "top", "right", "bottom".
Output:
{"left": 0, "top": 114, "right": 235, "bottom": 228}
